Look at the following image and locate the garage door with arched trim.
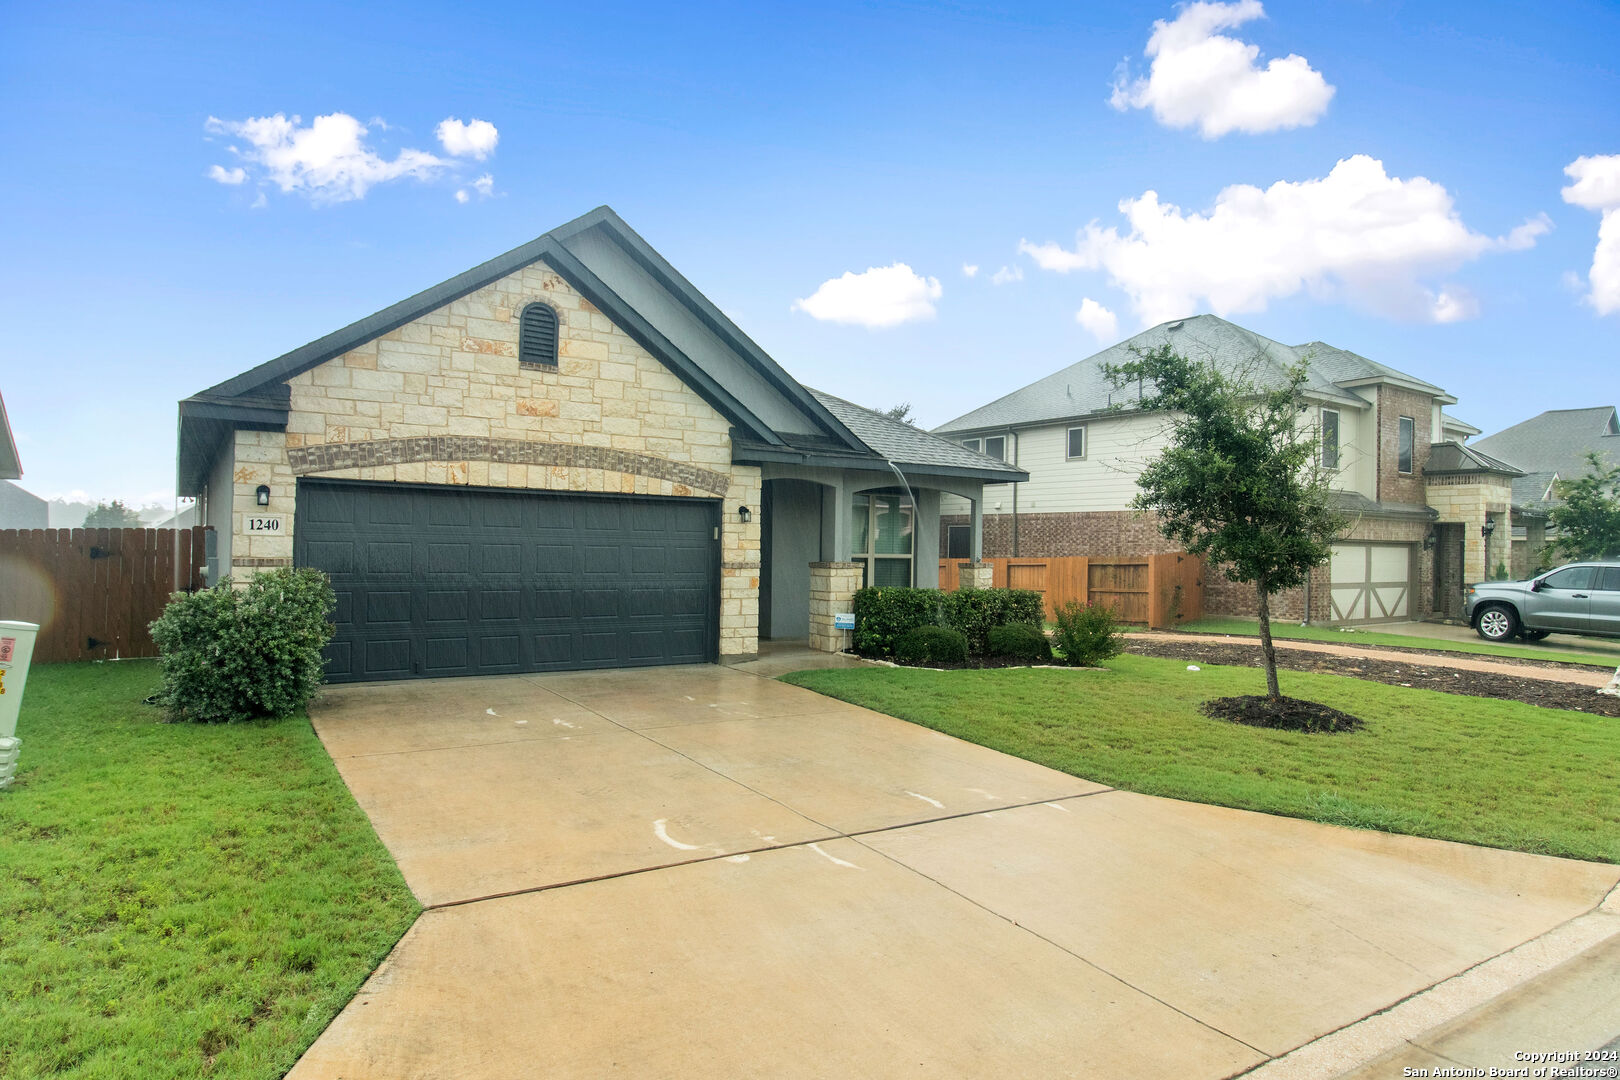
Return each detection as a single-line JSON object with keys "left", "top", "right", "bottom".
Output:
{"left": 1329, "top": 542, "right": 1413, "bottom": 624}
{"left": 294, "top": 480, "right": 719, "bottom": 682}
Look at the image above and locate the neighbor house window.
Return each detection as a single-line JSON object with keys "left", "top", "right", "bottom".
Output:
{"left": 1397, "top": 416, "right": 1414, "bottom": 474}
{"left": 947, "top": 524, "right": 971, "bottom": 559}
{"left": 1320, "top": 409, "right": 1340, "bottom": 469}
{"left": 982, "top": 435, "right": 1006, "bottom": 461}
{"left": 1066, "top": 426, "right": 1087, "bottom": 460}
{"left": 851, "top": 493, "right": 913, "bottom": 587}
{"left": 519, "top": 302, "right": 560, "bottom": 368}
{"left": 961, "top": 438, "right": 980, "bottom": 453}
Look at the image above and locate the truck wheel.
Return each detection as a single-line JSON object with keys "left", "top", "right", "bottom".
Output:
{"left": 1476, "top": 604, "right": 1519, "bottom": 642}
{"left": 1520, "top": 629, "right": 1550, "bottom": 641}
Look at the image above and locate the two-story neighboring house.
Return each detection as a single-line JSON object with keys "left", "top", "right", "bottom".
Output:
{"left": 935, "top": 315, "right": 1519, "bottom": 625}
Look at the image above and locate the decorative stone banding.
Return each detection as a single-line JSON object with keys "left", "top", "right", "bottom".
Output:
{"left": 287, "top": 436, "right": 729, "bottom": 497}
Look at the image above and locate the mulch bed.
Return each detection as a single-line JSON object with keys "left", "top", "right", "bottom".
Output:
{"left": 1128, "top": 639, "right": 1620, "bottom": 717}
{"left": 1200, "top": 695, "right": 1365, "bottom": 734}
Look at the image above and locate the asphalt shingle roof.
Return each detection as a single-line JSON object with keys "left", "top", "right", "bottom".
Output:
{"left": 1472, "top": 407, "right": 1620, "bottom": 512}
{"left": 809, "top": 390, "right": 1025, "bottom": 477}
{"left": 934, "top": 315, "right": 1398, "bottom": 434}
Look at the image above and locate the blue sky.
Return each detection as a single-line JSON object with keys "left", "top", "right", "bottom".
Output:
{"left": 2, "top": 0, "right": 1617, "bottom": 508}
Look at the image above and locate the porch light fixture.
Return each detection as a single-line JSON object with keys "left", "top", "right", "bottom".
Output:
{"left": 1481, "top": 519, "right": 1496, "bottom": 541}
{"left": 1422, "top": 528, "right": 1436, "bottom": 551}
{"left": 737, "top": 505, "right": 751, "bottom": 523}
{"left": 255, "top": 485, "right": 271, "bottom": 507}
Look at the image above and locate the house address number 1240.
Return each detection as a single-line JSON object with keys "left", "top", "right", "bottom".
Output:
{"left": 243, "top": 515, "right": 285, "bottom": 533}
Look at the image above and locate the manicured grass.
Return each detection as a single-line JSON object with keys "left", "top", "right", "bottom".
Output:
{"left": 783, "top": 656, "right": 1620, "bottom": 863}
{"left": 1180, "top": 615, "right": 1620, "bottom": 668}
{"left": 0, "top": 661, "right": 419, "bottom": 1080}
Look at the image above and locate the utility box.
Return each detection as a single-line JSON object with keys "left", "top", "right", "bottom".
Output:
{"left": 0, "top": 620, "right": 39, "bottom": 789}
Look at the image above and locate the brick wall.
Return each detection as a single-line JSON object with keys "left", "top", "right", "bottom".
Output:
{"left": 223, "top": 262, "right": 763, "bottom": 657}
{"left": 1376, "top": 386, "right": 1435, "bottom": 505}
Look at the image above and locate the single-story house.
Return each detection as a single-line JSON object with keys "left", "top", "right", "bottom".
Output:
{"left": 176, "top": 207, "right": 1023, "bottom": 682}
{"left": 934, "top": 314, "right": 1536, "bottom": 624}
{"left": 0, "top": 481, "right": 48, "bottom": 530}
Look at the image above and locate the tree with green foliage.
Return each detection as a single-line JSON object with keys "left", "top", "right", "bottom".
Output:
{"left": 1105, "top": 345, "right": 1345, "bottom": 701}
{"left": 83, "top": 499, "right": 145, "bottom": 527}
{"left": 880, "top": 402, "right": 916, "bottom": 425}
{"left": 1549, "top": 452, "right": 1620, "bottom": 561}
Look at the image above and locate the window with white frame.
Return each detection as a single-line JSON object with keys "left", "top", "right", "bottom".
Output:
{"left": 851, "top": 493, "right": 913, "bottom": 587}
{"left": 1320, "top": 409, "right": 1340, "bottom": 469}
{"left": 982, "top": 435, "right": 1006, "bottom": 461}
{"left": 1066, "top": 425, "right": 1086, "bottom": 460}
{"left": 961, "top": 438, "right": 980, "bottom": 454}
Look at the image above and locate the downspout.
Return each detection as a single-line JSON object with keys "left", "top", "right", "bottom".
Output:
{"left": 1010, "top": 429, "right": 1019, "bottom": 557}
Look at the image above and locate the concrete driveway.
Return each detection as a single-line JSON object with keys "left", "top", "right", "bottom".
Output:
{"left": 292, "top": 663, "right": 1620, "bottom": 1079}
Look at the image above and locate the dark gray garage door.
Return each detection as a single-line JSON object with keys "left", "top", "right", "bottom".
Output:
{"left": 294, "top": 480, "right": 719, "bottom": 682}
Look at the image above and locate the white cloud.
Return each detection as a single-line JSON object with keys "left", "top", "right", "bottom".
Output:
{"left": 207, "top": 164, "right": 245, "bottom": 185}
{"left": 1562, "top": 154, "right": 1620, "bottom": 315}
{"left": 792, "top": 263, "right": 942, "bottom": 328}
{"left": 436, "top": 117, "right": 499, "bottom": 160}
{"left": 1110, "top": 0, "right": 1334, "bottom": 138}
{"left": 962, "top": 263, "right": 979, "bottom": 278}
{"left": 454, "top": 189, "right": 469, "bottom": 204}
{"left": 205, "top": 112, "right": 445, "bottom": 204}
{"left": 991, "top": 265, "right": 1023, "bottom": 285}
{"left": 454, "top": 174, "right": 496, "bottom": 205}
{"left": 1019, "top": 155, "right": 1545, "bottom": 326}
{"left": 1075, "top": 298, "right": 1120, "bottom": 341}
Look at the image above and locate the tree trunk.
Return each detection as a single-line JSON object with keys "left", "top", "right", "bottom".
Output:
{"left": 1255, "top": 576, "right": 1282, "bottom": 701}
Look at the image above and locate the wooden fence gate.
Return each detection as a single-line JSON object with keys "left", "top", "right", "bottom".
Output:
{"left": 938, "top": 553, "right": 1204, "bottom": 628}
{"left": 0, "top": 527, "right": 210, "bottom": 663}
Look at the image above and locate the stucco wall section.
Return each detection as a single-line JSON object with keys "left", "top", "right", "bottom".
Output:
{"left": 226, "top": 261, "right": 760, "bottom": 656}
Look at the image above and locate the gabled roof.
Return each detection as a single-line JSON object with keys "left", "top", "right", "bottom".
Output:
{"left": 178, "top": 207, "right": 870, "bottom": 493}
{"left": 1423, "top": 440, "right": 1523, "bottom": 477}
{"left": 0, "top": 392, "right": 19, "bottom": 480}
{"left": 1471, "top": 407, "right": 1620, "bottom": 476}
{"left": 934, "top": 314, "right": 1388, "bottom": 435}
{"left": 1439, "top": 412, "right": 1481, "bottom": 438}
{"left": 1295, "top": 341, "right": 1455, "bottom": 403}
{"left": 808, "top": 391, "right": 1027, "bottom": 480}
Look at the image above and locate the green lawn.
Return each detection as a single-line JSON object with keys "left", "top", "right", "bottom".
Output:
{"left": 0, "top": 661, "right": 419, "bottom": 1080}
{"left": 783, "top": 656, "right": 1620, "bottom": 864}
{"left": 1179, "top": 615, "right": 1620, "bottom": 668}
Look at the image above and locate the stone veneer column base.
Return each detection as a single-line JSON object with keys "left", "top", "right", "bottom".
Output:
{"left": 959, "top": 561, "right": 994, "bottom": 590}
{"left": 808, "top": 562, "right": 863, "bottom": 653}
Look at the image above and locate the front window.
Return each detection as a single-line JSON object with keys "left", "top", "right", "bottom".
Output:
{"left": 1321, "top": 409, "right": 1339, "bottom": 469}
{"left": 851, "top": 493, "right": 913, "bottom": 587}
{"left": 1397, "top": 416, "right": 1414, "bottom": 474}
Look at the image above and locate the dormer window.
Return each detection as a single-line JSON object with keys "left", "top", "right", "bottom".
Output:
{"left": 519, "top": 302, "right": 559, "bottom": 369}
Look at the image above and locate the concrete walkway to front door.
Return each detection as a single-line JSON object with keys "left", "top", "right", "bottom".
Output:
{"left": 291, "top": 662, "right": 1620, "bottom": 1079}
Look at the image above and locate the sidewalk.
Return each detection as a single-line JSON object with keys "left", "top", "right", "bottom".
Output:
{"left": 1128, "top": 632, "right": 1614, "bottom": 687}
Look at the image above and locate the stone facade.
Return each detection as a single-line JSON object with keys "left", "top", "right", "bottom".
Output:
{"left": 808, "top": 562, "right": 863, "bottom": 652}
{"left": 958, "top": 562, "right": 994, "bottom": 590}
{"left": 1423, "top": 474, "right": 1513, "bottom": 585}
{"left": 219, "top": 262, "right": 762, "bottom": 658}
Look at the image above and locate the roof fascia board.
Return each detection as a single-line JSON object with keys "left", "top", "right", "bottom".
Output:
{"left": 593, "top": 217, "right": 867, "bottom": 453}
{"left": 1333, "top": 374, "right": 1456, "bottom": 403}
{"left": 179, "top": 398, "right": 289, "bottom": 427}
{"left": 733, "top": 442, "right": 1028, "bottom": 482}
{"left": 534, "top": 242, "right": 783, "bottom": 445}
{"left": 939, "top": 390, "right": 1370, "bottom": 438}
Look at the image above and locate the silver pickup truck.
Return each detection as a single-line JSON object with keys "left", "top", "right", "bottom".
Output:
{"left": 1465, "top": 562, "right": 1620, "bottom": 642}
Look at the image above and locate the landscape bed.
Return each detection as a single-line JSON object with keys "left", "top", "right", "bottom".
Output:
{"left": 0, "top": 660, "right": 419, "bottom": 1079}
{"left": 782, "top": 655, "right": 1620, "bottom": 864}
{"left": 1126, "top": 638, "right": 1620, "bottom": 716}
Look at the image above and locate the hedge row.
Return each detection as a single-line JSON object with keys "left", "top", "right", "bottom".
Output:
{"left": 851, "top": 586, "right": 1045, "bottom": 658}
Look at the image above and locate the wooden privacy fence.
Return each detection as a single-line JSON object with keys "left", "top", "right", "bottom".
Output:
{"left": 0, "top": 527, "right": 210, "bottom": 663}
{"left": 938, "top": 553, "right": 1204, "bottom": 628}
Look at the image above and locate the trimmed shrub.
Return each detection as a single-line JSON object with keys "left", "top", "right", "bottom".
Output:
{"left": 1051, "top": 600, "right": 1125, "bottom": 667}
{"left": 987, "top": 622, "right": 1052, "bottom": 662}
{"left": 941, "top": 588, "right": 1045, "bottom": 655}
{"left": 893, "top": 626, "right": 969, "bottom": 665}
{"left": 149, "top": 567, "right": 337, "bottom": 723}
{"left": 852, "top": 587, "right": 945, "bottom": 657}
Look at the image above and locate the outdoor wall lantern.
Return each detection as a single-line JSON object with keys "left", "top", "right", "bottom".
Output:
{"left": 737, "top": 505, "right": 751, "bottom": 523}
{"left": 1422, "top": 528, "right": 1437, "bottom": 551}
{"left": 1481, "top": 519, "right": 1496, "bottom": 541}
{"left": 255, "top": 485, "right": 271, "bottom": 507}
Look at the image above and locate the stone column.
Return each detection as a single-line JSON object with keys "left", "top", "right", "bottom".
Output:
{"left": 959, "top": 561, "right": 994, "bottom": 590}
{"left": 808, "top": 562, "right": 863, "bottom": 652}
